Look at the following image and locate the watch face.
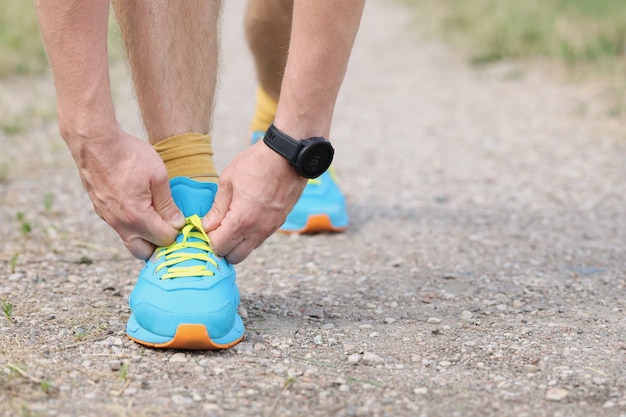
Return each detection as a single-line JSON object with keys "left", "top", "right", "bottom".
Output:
{"left": 299, "top": 141, "right": 334, "bottom": 178}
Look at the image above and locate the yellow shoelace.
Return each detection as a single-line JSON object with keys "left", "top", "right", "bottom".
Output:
{"left": 154, "top": 215, "right": 219, "bottom": 280}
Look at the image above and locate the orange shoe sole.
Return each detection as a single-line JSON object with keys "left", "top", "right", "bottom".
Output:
{"left": 278, "top": 214, "right": 348, "bottom": 234}
{"left": 127, "top": 324, "right": 244, "bottom": 350}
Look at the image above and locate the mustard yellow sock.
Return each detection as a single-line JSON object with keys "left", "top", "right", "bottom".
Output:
{"left": 250, "top": 87, "right": 278, "bottom": 133}
{"left": 153, "top": 132, "right": 218, "bottom": 183}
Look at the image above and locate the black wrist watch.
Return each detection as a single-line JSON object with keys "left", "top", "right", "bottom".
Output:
{"left": 263, "top": 123, "right": 334, "bottom": 179}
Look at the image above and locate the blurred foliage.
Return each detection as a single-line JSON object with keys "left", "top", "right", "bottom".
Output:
{"left": 0, "top": 1, "right": 123, "bottom": 79}
{"left": 403, "top": 0, "right": 626, "bottom": 70}
{"left": 0, "top": 1, "right": 48, "bottom": 77}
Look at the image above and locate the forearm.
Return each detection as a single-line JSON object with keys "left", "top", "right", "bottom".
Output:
{"left": 35, "top": 0, "right": 117, "bottom": 142}
{"left": 274, "top": 0, "right": 365, "bottom": 139}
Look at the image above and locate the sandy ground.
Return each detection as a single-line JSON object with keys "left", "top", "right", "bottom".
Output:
{"left": 1, "top": 1, "right": 625, "bottom": 416}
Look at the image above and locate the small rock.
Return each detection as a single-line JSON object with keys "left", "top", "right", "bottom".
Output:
{"left": 303, "top": 307, "right": 324, "bottom": 319}
{"left": 108, "top": 360, "right": 123, "bottom": 372}
{"left": 384, "top": 317, "right": 397, "bottom": 324}
{"left": 171, "top": 394, "right": 191, "bottom": 405}
{"left": 413, "top": 387, "right": 428, "bottom": 395}
{"left": 362, "top": 352, "right": 384, "bottom": 364}
{"left": 411, "top": 355, "right": 421, "bottom": 363}
{"left": 313, "top": 335, "right": 323, "bottom": 346}
{"left": 169, "top": 353, "right": 187, "bottom": 363}
{"left": 388, "top": 258, "right": 405, "bottom": 267}
{"left": 358, "top": 324, "right": 373, "bottom": 329}
{"left": 427, "top": 318, "right": 442, "bottom": 324}
{"left": 438, "top": 361, "right": 452, "bottom": 367}
{"left": 546, "top": 388, "right": 569, "bottom": 401}
{"left": 8, "top": 273, "right": 23, "bottom": 282}
{"left": 320, "top": 323, "right": 335, "bottom": 330}
{"left": 524, "top": 364, "right": 540, "bottom": 373}
{"left": 602, "top": 400, "right": 615, "bottom": 409}
{"left": 238, "top": 306, "right": 249, "bottom": 320}
{"left": 347, "top": 354, "right": 361, "bottom": 364}
{"left": 460, "top": 310, "right": 473, "bottom": 321}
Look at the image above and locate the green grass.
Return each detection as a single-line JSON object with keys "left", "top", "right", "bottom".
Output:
{"left": 0, "top": 1, "right": 48, "bottom": 77}
{"left": 0, "top": 0, "right": 123, "bottom": 79}
{"left": 403, "top": 0, "right": 626, "bottom": 71}
{"left": 2, "top": 298, "right": 13, "bottom": 319}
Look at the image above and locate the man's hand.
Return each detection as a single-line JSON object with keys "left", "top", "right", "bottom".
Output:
{"left": 68, "top": 128, "right": 185, "bottom": 259}
{"left": 203, "top": 141, "right": 307, "bottom": 264}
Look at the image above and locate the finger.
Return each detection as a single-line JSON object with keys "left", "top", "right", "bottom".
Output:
{"left": 128, "top": 207, "right": 180, "bottom": 248}
{"left": 202, "top": 180, "right": 232, "bottom": 232}
{"left": 151, "top": 174, "right": 185, "bottom": 229}
{"left": 207, "top": 210, "right": 244, "bottom": 258}
{"left": 223, "top": 238, "right": 257, "bottom": 265}
{"left": 125, "top": 236, "right": 156, "bottom": 260}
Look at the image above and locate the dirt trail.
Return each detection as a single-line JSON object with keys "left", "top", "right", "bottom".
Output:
{"left": 1, "top": 1, "right": 625, "bottom": 416}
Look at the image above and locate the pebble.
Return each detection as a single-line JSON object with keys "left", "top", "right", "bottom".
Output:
{"left": 388, "top": 258, "right": 405, "bottom": 267}
{"left": 303, "top": 307, "right": 324, "bottom": 319}
{"left": 362, "top": 352, "right": 384, "bottom": 364}
{"left": 602, "top": 400, "right": 615, "bottom": 409}
{"left": 348, "top": 354, "right": 361, "bottom": 364}
{"left": 524, "top": 364, "right": 540, "bottom": 373}
{"left": 384, "top": 317, "right": 397, "bottom": 324}
{"left": 320, "top": 323, "right": 335, "bottom": 330}
{"left": 169, "top": 353, "right": 187, "bottom": 363}
{"left": 109, "top": 360, "right": 123, "bottom": 372}
{"left": 313, "top": 335, "right": 323, "bottom": 346}
{"left": 238, "top": 306, "right": 249, "bottom": 320}
{"left": 546, "top": 388, "right": 569, "bottom": 401}
{"left": 427, "top": 318, "right": 442, "bottom": 324}
{"left": 413, "top": 387, "right": 428, "bottom": 395}
{"left": 358, "top": 324, "right": 373, "bottom": 329}
{"left": 171, "top": 394, "right": 191, "bottom": 405}
{"left": 460, "top": 310, "right": 473, "bottom": 321}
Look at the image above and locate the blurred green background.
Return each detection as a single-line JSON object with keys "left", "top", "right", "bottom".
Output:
{"left": 404, "top": 0, "right": 626, "bottom": 72}
{"left": 0, "top": 0, "right": 122, "bottom": 79}
{"left": 0, "top": 1, "right": 47, "bottom": 77}
{"left": 0, "top": 0, "right": 624, "bottom": 113}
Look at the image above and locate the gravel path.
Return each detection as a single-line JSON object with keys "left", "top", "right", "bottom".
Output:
{"left": 1, "top": 1, "right": 625, "bottom": 416}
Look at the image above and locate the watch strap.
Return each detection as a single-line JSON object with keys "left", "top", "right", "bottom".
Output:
{"left": 263, "top": 124, "right": 301, "bottom": 166}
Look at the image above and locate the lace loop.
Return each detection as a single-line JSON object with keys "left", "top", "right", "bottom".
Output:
{"left": 154, "top": 215, "right": 218, "bottom": 280}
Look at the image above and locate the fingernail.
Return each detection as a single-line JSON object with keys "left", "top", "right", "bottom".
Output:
{"left": 171, "top": 211, "right": 185, "bottom": 227}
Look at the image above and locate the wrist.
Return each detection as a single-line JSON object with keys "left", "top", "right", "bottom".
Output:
{"left": 57, "top": 105, "right": 119, "bottom": 145}
{"left": 262, "top": 124, "right": 334, "bottom": 179}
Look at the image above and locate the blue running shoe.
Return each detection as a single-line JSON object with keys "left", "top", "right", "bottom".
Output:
{"left": 251, "top": 131, "right": 349, "bottom": 233}
{"left": 126, "top": 177, "right": 244, "bottom": 350}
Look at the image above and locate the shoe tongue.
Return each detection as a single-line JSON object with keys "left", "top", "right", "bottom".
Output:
{"left": 170, "top": 177, "right": 217, "bottom": 217}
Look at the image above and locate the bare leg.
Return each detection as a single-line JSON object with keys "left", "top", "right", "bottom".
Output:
{"left": 112, "top": 0, "right": 221, "bottom": 143}
{"left": 244, "top": 0, "right": 293, "bottom": 101}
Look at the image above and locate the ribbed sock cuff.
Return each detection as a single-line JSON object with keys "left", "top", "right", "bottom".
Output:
{"left": 153, "top": 132, "right": 218, "bottom": 183}
{"left": 250, "top": 86, "right": 278, "bottom": 133}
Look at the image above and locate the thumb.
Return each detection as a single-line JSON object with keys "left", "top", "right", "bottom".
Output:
{"left": 203, "top": 181, "right": 232, "bottom": 233}
{"left": 151, "top": 175, "right": 185, "bottom": 229}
